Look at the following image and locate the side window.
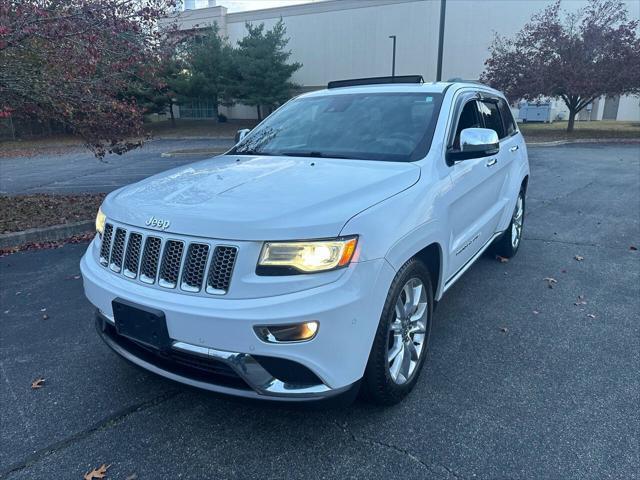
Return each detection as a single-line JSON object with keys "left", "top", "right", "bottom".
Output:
{"left": 478, "top": 100, "right": 505, "bottom": 139}
{"left": 452, "top": 100, "right": 481, "bottom": 150}
{"left": 498, "top": 99, "right": 517, "bottom": 136}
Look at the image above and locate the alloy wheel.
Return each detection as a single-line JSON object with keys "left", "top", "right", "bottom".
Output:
{"left": 387, "top": 277, "right": 429, "bottom": 385}
{"left": 511, "top": 193, "right": 524, "bottom": 248}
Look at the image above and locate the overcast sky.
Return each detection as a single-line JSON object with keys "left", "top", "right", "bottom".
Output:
{"left": 198, "top": 0, "right": 318, "bottom": 13}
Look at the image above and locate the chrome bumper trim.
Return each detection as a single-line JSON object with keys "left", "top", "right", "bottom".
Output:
{"left": 96, "top": 311, "right": 352, "bottom": 401}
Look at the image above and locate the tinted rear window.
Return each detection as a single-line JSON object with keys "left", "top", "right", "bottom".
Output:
{"left": 498, "top": 99, "right": 517, "bottom": 136}
{"left": 478, "top": 100, "right": 505, "bottom": 139}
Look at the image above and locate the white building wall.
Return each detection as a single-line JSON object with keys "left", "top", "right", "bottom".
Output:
{"left": 226, "top": 0, "right": 439, "bottom": 87}
{"left": 616, "top": 95, "right": 640, "bottom": 122}
{"left": 169, "top": 0, "right": 640, "bottom": 121}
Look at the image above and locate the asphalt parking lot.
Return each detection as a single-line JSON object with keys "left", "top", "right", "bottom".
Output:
{"left": 1, "top": 143, "right": 639, "bottom": 479}
{"left": 0, "top": 139, "right": 233, "bottom": 195}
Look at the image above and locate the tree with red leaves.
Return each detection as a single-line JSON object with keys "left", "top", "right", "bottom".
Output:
{"left": 0, "top": 0, "right": 176, "bottom": 157}
{"left": 481, "top": 0, "right": 640, "bottom": 132}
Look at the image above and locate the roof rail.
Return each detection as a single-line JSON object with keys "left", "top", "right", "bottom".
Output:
{"left": 327, "top": 75, "right": 424, "bottom": 89}
{"left": 446, "top": 77, "right": 488, "bottom": 86}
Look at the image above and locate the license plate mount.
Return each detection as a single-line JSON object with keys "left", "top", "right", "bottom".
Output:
{"left": 112, "top": 298, "right": 170, "bottom": 351}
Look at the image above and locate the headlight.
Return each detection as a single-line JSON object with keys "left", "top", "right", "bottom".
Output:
{"left": 95, "top": 207, "right": 106, "bottom": 236}
{"left": 257, "top": 236, "right": 358, "bottom": 274}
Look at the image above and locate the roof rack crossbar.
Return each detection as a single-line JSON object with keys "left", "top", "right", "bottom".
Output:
{"left": 327, "top": 75, "right": 424, "bottom": 89}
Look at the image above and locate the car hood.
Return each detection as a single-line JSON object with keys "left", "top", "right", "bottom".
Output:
{"left": 103, "top": 155, "right": 420, "bottom": 240}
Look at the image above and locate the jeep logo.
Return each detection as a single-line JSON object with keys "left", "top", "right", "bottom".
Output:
{"left": 146, "top": 216, "right": 170, "bottom": 230}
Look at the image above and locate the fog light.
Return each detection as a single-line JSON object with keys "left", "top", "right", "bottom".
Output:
{"left": 254, "top": 321, "right": 319, "bottom": 343}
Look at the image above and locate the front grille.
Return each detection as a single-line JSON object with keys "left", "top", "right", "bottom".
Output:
{"left": 123, "top": 233, "right": 143, "bottom": 278}
{"left": 109, "top": 228, "right": 126, "bottom": 273}
{"left": 206, "top": 246, "right": 238, "bottom": 294}
{"left": 158, "top": 240, "right": 184, "bottom": 289}
{"left": 181, "top": 243, "right": 210, "bottom": 292}
{"left": 140, "top": 236, "right": 162, "bottom": 284}
{"left": 98, "top": 223, "right": 238, "bottom": 295}
{"left": 99, "top": 224, "right": 114, "bottom": 265}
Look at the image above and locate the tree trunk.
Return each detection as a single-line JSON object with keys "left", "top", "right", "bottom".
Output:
{"left": 567, "top": 109, "right": 576, "bottom": 133}
{"left": 169, "top": 103, "right": 176, "bottom": 128}
{"left": 256, "top": 105, "right": 262, "bottom": 121}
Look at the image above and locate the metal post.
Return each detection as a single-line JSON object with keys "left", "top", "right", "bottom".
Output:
{"left": 389, "top": 35, "right": 397, "bottom": 77}
{"left": 436, "top": 0, "right": 446, "bottom": 81}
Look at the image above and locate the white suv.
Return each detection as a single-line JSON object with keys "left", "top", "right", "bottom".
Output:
{"left": 81, "top": 77, "right": 529, "bottom": 405}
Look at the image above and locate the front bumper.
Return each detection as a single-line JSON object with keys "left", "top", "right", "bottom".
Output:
{"left": 81, "top": 243, "right": 395, "bottom": 400}
{"left": 96, "top": 312, "right": 355, "bottom": 401}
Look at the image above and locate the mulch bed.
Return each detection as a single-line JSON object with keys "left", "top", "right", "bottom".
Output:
{"left": 0, "top": 194, "right": 105, "bottom": 234}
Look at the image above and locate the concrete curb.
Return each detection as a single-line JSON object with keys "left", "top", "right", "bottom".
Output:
{"left": 0, "top": 220, "right": 94, "bottom": 249}
{"left": 527, "top": 138, "right": 640, "bottom": 147}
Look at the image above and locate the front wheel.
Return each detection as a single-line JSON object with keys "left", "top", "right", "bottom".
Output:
{"left": 361, "top": 258, "right": 433, "bottom": 405}
{"left": 493, "top": 188, "right": 525, "bottom": 258}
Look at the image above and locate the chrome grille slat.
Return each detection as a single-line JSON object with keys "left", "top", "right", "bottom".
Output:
{"left": 181, "top": 243, "right": 210, "bottom": 292}
{"left": 109, "top": 228, "right": 126, "bottom": 273}
{"left": 140, "top": 236, "right": 162, "bottom": 284}
{"left": 123, "top": 233, "right": 143, "bottom": 278}
{"left": 99, "top": 224, "right": 114, "bottom": 265}
{"left": 206, "top": 246, "right": 238, "bottom": 295}
{"left": 97, "top": 223, "right": 238, "bottom": 295}
{"left": 158, "top": 240, "right": 185, "bottom": 289}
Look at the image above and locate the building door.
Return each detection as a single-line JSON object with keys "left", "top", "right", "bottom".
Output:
{"left": 602, "top": 96, "right": 620, "bottom": 120}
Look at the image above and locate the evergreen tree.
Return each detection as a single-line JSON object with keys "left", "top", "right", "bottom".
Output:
{"left": 178, "top": 24, "right": 235, "bottom": 120}
{"left": 233, "top": 20, "right": 302, "bottom": 120}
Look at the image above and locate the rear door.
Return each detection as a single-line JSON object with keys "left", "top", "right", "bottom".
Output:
{"left": 490, "top": 97, "right": 525, "bottom": 230}
{"left": 476, "top": 96, "right": 514, "bottom": 228}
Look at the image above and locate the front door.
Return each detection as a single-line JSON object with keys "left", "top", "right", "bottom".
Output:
{"left": 444, "top": 96, "right": 511, "bottom": 280}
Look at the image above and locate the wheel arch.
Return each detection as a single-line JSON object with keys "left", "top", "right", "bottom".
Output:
{"left": 385, "top": 233, "right": 445, "bottom": 302}
{"left": 414, "top": 242, "right": 442, "bottom": 301}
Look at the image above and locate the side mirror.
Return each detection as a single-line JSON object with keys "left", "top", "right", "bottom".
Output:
{"left": 234, "top": 128, "right": 251, "bottom": 144}
{"left": 447, "top": 128, "right": 499, "bottom": 162}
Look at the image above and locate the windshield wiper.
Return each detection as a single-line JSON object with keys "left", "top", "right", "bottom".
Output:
{"left": 279, "top": 151, "right": 353, "bottom": 159}
{"left": 232, "top": 149, "right": 277, "bottom": 156}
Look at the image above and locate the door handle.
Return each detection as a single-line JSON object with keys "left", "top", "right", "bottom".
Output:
{"left": 486, "top": 158, "right": 497, "bottom": 167}
{"left": 509, "top": 145, "right": 519, "bottom": 152}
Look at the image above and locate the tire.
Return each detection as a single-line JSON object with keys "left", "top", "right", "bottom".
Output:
{"left": 492, "top": 188, "right": 525, "bottom": 258}
{"left": 361, "top": 258, "right": 434, "bottom": 405}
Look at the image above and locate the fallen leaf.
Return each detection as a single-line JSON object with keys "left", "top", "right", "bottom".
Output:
{"left": 574, "top": 295, "right": 587, "bottom": 306}
{"left": 543, "top": 277, "right": 558, "bottom": 288}
{"left": 84, "top": 464, "right": 111, "bottom": 480}
{"left": 586, "top": 313, "right": 596, "bottom": 319}
{"left": 500, "top": 327, "right": 508, "bottom": 333}
{"left": 532, "top": 310, "right": 540, "bottom": 315}
{"left": 31, "top": 377, "right": 45, "bottom": 389}
{"left": 496, "top": 255, "right": 509, "bottom": 263}
{"left": 630, "top": 246, "right": 638, "bottom": 251}
{"left": 40, "top": 308, "right": 46, "bottom": 312}
{"left": 574, "top": 255, "right": 584, "bottom": 261}
{"left": 42, "top": 314, "right": 49, "bottom": 320}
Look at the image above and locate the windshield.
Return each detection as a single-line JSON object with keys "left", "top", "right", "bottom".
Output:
{"left": 232, "top": 92, "right": 444, "bottom": 162}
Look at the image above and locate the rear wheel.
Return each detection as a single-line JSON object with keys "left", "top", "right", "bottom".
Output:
{"left": 362, "top": 258, "right": 433, "bottom": 405}
{"left": 493, "top": 188, "right": 525, "bottom": 258}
